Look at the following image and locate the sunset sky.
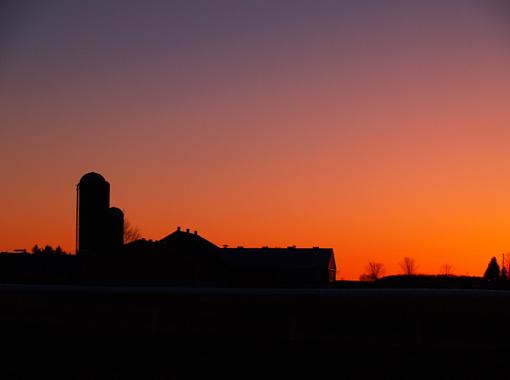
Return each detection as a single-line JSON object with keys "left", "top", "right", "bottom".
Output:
{"left": 1, "top": 1, "right": 510, "bottom": 279}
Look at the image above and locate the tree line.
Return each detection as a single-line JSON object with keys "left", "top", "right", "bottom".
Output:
{"left": 31, "top": 245, "right": 69, "bottom": 256}
{"left": 359, "top": 257, "right": 420, "bottom": 281}
{"left": 359, "top": 254, "right": 510, "bottom": 282}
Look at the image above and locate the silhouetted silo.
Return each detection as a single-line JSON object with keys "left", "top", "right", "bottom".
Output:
{"left": 76, "top": 172, "right": 110, "bottom": 255}
{"left": 107, "top": 207, "right": 124, "bottom": 251}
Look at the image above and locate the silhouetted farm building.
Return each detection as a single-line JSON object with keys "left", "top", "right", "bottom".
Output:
{"left": 223, "top": 247, "right": 336, "bottom": 287}
{"left": 0, "top": 172, "right": 337, "bottom": 287}
{"left": 76, "top": 172, "right": 124, "bottom": 255}
{"left": 122, "top": 228, "right": 336, "bottom": 287}
{"left": 76, "top": 171, "right": 337, "bottom": 286}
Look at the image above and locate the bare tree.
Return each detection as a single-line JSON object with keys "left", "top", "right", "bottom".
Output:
{"left": 502, "top": 253, "right": 509, "bottom": 279}
{"left": 359, "top": 262, "right": 385, "bottom": 281}
{"left": 400, "top": 257, "right": 417, "bottom": 275}
{"left": 124, "top": 219, "right": 142, "bottom": 244}
{"left": 440, "top": 264, "right": 454, "bottom": 276}
{"left": 501, "top": 266, "right": 508, "bottom": 280}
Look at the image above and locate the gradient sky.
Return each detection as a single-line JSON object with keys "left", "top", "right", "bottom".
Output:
{"left": 1, "top": 1, "right": 510, "bottom": 279}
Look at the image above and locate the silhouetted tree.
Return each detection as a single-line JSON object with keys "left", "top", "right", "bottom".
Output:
{"left": 400, "top": 257, "right": 417, "bottom": 275}
{"left": 501, "top": 253, "right": 509, "bottom": 280}
{"left": 359, "top": 262, "right": 385, "bottom": 281}
{"left": 30, "top": 245, "right": 68, "bottom": 256}
{"left": 440, "top": 264, "right": 454, "bottom": 276}
{"left": 124, "top": 219, "right": 142, "bottom": 244}
{"left": 484, "top": 257, "right": 500, "bottom": 281}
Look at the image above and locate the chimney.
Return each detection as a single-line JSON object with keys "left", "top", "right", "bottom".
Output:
{"left": 186, "top": 228, "right": 190, "bottom": 233}
{"left": 177, "top": 226, "right": 181, "bottom": 232}
{"left": 194, "top": 230, "right": 198, "bottom": 235}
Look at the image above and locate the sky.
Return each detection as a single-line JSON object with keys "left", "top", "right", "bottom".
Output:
{"left": 1, "top": 0, "right": 510, "bottom": 279}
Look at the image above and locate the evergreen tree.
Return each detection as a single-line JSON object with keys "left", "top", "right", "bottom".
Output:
{"left": 483, "top": 257, "right": 500, "bottom": 281}
{"left": 42, "top": 245, "right": 53, "bottom": 255}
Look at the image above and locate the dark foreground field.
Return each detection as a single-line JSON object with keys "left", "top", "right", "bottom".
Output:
{"left": 1, "top": 285, "right": 510, "bottom": 379}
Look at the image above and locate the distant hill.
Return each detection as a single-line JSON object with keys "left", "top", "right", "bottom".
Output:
{"left": 375, "top": 274, "right": 485, "bottom": 289}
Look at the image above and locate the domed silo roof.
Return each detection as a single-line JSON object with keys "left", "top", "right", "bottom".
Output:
{"left": 108, "top": 207, "right": 124, "bottom": 218}
{"left": 79, "top": 172, "right": 107, "bottom": 185}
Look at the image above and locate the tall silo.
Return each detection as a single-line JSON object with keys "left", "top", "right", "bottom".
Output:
{"left": 76, "top": 172, "right": 110, "bottom": 255}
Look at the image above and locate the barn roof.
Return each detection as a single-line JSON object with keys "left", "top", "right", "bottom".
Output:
{"left": 223, "top": 247, "right": 335, "bottom": 270}
{"left": 159, "top": 228, "right": 219, "bottom": 251}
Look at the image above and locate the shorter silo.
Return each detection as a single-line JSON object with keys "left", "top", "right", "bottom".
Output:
{"left": 108, "top": 207, "right": 124, "bottom": 251}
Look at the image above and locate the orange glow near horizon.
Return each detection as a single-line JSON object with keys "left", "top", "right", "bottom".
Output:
{"left": 2, "top": 2, "right": 510, "bottom": 279}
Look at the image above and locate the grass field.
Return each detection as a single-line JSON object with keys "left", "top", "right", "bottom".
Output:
{"left": 1, "top": 285, "right": 509, "bottom": 379}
